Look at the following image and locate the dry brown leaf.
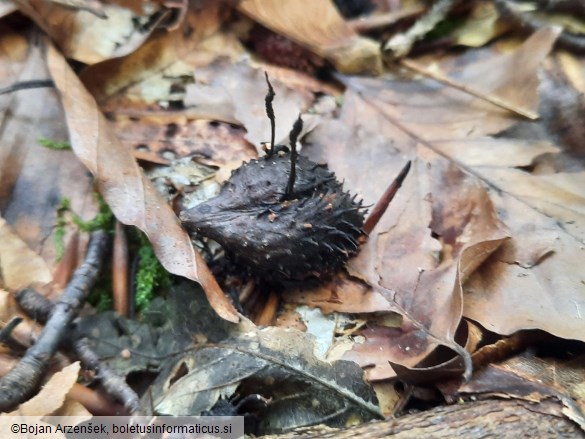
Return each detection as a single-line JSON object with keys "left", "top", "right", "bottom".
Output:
{"left": 347, "top": 28, "right": 559, "bottom": 142}
{"left": 0, "top": 216, "right": 53, "bottom": 290}
{"left": 420, "top": 62, "right": 585, "bottom": 344}
{"left": 463, "top": 188, "right": 585, "bottom": 342}
{"left": 238, "top": 0, "right": 383, "bottom": 75}
{"left": 45, "top": 42, "right": 239, "bottom": 322}
{"left": 290, "top": 29, "right": 559, "bottom": 380}
{"left": 7, "top": 362, "right": 81, "bottom": 416}
{"left": 300, "top": 92, "right": 509, "bottom": 378}
{"left": 183, "top": 60, "right": 315, "bottom": 151}
{"left": 14, "top": 0, "right": 161, "bottom": 64}
{"left": 288, "top": 271, "right": 391, "bottom": 315}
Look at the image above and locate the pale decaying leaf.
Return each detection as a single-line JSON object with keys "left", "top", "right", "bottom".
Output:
{"left": 183, "top": 60, "right": 314, "bottom": 151}
{"left": 6, "top": 362, "right": 82, "bottom": 416}
{"left": 238, "top": 0, "right": 383, "bottom": 75}
{"left": 453, "top": 0, "right": 508, "bottom": 48}
{"left": 288, "top": 28, "right": 566, "bottom": 380}
{"left": 81, "top": 1, "right": 245, "bottom": 105}
{"left": 45, "top": 42, "right": 239, "bottom": 323}
{"left": 0, "top": 216, "right": 53, "bottom": 290}
{"left": 14, "top": 0, "right": 160, "bottom": 64}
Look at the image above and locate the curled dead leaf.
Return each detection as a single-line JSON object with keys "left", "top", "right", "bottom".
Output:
{"left": 45, "top": 42, "right": 239, "bottom": 323}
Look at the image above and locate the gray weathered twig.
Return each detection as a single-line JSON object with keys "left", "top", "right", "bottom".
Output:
{"left": 384, "top": 0, "right": 459, "bottom": 59}
{"left": 0, "top": 230, "right": 108, "bottom": 412}
{"left": 14, "top": 287, "right": 140, "bottom": 413}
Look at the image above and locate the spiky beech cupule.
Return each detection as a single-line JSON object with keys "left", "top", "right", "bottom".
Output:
{"left": 180, "top": 153, "right": 365, "bottom": 281}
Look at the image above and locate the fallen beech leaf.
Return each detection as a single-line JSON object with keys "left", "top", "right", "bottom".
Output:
{"left": 343, "top": 28, "right": 560, "bottom": 142}
{"left": 302, "top": 94, "right": 509, "bottom": 378}
{"left": 46, "top": 42, "right": 239, "bottom": 323}
{"left": 14, "top": 0, "right": 161, "bottom": 64}
{"left": 384, "top": 320, "right": 483, "bottom": 385}
{"left": 238, "top": 0, "right": 383, "bottom": 75}
{"left": 183, "top": 60, "right": 314, "bottom": 151}
{"left": 463, "top": 190, "right": 585, "bottom": 342}
{"left": 0, "top": 216, "right": 53, "bottom": 290}
{"left": 295, "top": 29, "right": 557, "bottom": 380}
{"left": 470, "top": 167, "right": 585, "bottom": 242}
{"left": 7, "top": 362, "right": 82, "bottom": 416}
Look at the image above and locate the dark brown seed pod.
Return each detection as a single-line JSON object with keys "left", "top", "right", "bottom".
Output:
{"left": 180, "top": 152, "right": 365, "bottom": 281}
{"left": 180, "top": 74, "right": 366, "bottom": 282}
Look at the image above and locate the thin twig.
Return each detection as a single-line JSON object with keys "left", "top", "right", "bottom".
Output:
{"left": 74, "top": 339, "right": 140, "bottom": 412}
{"left": 384, "top": 0, "right": 459, "bottom": 59}
{"left": 0, "top": 230, "right": 108, "bottom": 412}
{"left": 52, "top": 232, "right": 79, "bottom": 289}
{"left": 399, "top": 58, "right": 540, "bottom": 120}
{"left": 113, "top": 221, "right": 129, "bottom": 317}
{"left": 471, "top": 332, "right": 528, "bottom": 370}
{"left": 255, "top": 292, "right": 279, "bottom": 326}
{"left": 363, "top": 161, "right": 412, "bottom": 235}
{"left": 0, "top": 79, "right": 55, "bottom": 95}
{"left": 532, "top": 0, "right": 585, "bottom": 15}
{"left": 0, "top": 317, "right": 24, "bottom": 354}
{"left": 13, "top": 287, "right": 140, "bottom": 413}
{"left": 347, "top": 6, "right": 425, "bottom": 33}
{"left": 494, "top": 0, "right": 585, "bottom": 53}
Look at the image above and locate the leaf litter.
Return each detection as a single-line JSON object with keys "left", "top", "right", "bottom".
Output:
{"left": 1, "top": 0, "right": 585, "bottom": 434}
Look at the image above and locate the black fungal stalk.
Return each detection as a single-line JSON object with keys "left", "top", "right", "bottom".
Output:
{"left": 264, "top": 72, "right": 276, "bottom": 157}
{"left": 284, "top": 114, "right": 303, "bottom": 198}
